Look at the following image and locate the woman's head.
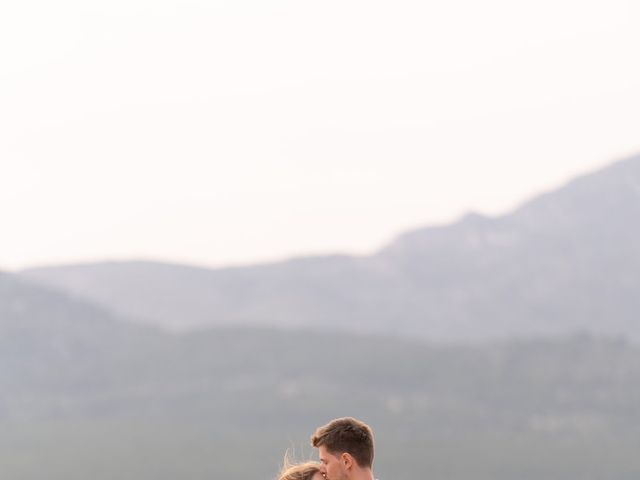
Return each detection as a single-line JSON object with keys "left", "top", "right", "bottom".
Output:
{"left": 278, "top": 460, "right": 323, "bottom": 480}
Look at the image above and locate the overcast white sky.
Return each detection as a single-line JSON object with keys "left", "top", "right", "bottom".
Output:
{"left": 2, "top": 0, "right": 639, "bottom": 270}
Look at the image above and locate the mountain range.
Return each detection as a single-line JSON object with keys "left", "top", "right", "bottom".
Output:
{"left": 21, "top": 154, "right": 640, "bottom": 341}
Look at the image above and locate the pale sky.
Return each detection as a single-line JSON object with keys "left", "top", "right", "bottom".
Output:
{"left": 2, "top": 0, "right": 640, "bottom": 271}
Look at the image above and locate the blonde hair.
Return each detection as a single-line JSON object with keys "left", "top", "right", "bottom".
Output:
{"left": 278, "top": 457, "right": 321, "bottom": 480}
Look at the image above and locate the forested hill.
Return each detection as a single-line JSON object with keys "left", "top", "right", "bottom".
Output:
{"left": 2, "top": 271, "right": 640, "bottom": 479}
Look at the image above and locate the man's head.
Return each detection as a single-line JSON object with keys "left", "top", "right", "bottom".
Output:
{"left": 310, "top": 417, "right": 374, "bottom": 480}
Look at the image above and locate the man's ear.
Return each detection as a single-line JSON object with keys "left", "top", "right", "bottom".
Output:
{"left": 341, "top": 453, "right": 354, "bottom": 470}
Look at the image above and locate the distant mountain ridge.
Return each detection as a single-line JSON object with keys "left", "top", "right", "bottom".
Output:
{"left": 21, "top": 154, "right": 640, "bottom": 341}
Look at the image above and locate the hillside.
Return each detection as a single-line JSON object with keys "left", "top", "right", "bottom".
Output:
{"left": 0, "top": 271, "right": 168, "bottom": 419}
{"left": 2, "top": 322, "right": 640, "bottom": 478}
{"left": 2, "top": 270, "right": 640, "bottom": 478}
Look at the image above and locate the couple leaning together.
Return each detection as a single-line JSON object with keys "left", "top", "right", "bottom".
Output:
{"left": 279, "top": 417, "right": 377, "bottom": 480}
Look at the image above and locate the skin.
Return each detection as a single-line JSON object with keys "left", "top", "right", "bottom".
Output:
{"left": 317, "top": 445, "right": 374, "bottom": 480}
{"left": 318, "top": 446, "right": 347, "bottom": 480}
{"left": 312, "top": 473, "right": 326, "bottom": 480}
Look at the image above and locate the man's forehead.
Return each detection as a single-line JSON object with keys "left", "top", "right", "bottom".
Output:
{"left": 318, "top": 445, "right": 338, "bottom": 461}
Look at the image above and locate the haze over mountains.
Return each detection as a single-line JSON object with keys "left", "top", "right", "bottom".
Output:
{"left": 22, "top": 154, "right": 640, "bottom": 342}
